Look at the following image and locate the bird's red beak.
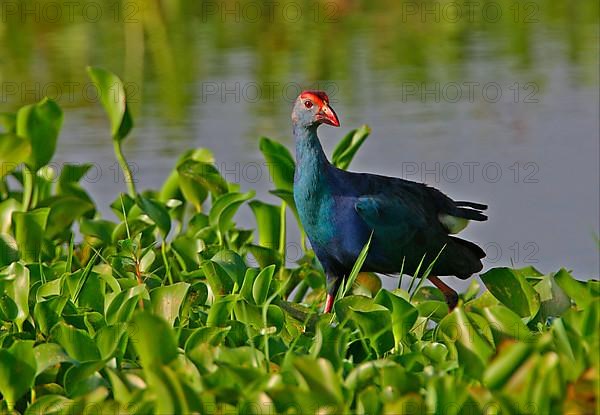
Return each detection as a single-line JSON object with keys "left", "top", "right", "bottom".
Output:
{"left": 318, "top": 104, "right": 340, "bottom": 127}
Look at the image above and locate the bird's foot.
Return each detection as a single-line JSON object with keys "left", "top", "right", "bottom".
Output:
{"left": 428, "top": 276, "right": 459, "bottom": 311}
{"left": 444, "top": 290, "right": 459, "bottom": 310}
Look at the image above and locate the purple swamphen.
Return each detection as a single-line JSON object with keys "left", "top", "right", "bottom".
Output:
{"left": 291, "top": 91, "right": 487, "bottom": 313}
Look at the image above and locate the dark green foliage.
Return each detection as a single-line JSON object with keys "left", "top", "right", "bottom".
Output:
{"left": 0, "top": 72, "right": 597, "bottom": 414}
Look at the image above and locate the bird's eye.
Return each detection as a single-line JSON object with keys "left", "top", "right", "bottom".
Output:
{"left": 304, "top": 101, "right": 313, "bottom": 109}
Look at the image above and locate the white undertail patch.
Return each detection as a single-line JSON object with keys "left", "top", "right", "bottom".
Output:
{"left": 438, "top": 214, "right": 469, "bottom": 234}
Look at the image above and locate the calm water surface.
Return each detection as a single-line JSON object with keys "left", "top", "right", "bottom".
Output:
{"left": 1, "top": 0, "right": 598, "bottom": 280}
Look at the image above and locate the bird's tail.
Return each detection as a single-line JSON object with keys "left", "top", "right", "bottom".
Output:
{"left": 449, "top": 236, "right": 486, "bottom": 259}
{"left": 455, "top": 201, "right": 488, "bottom": 210}
{"left": 453, "top": 201, "right": 488, "bottom": 221}
{"left": 444, "top": 236, "right": 486, "bottom": 279}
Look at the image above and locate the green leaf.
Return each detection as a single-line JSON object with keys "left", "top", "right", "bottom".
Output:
{"left": 111, "top": 216, "right": 154, "bottom": 242}
{"left": 36, "top": 278, "right": 63, "bottom": 300}
{"left": 136, "top": 195, "right": 171, "bottom": 236}
{"left": 334, "top": 295, "right": 372, "bottom": 323}
{"left": 259, "top": 137, "right": 295, "bottom": 192}
{"left": 38, "top": 195, "right": 95, "bottom": 239}
{"left": 185, "top": 326, "right": 231, "bottom": 351}
{"left": 0, "top": 294, "right": 18, "bottom": 321}
{"left": 479, "top": 305, "right": 535, "bottom": 343}
{"left": 350, "top": 304, "right": 394, "bottom": 356}
{"left": 1, "top": 261, "right": 30, "bottom": 331}
{"left": 245, "top": 244, "right": 281, "bottom": 269}
{"left": 64, "top": 360, "right": 107, "bottom": 398}
{"left": 422, "top": 342, "right": 448, "bottom": 363}
{"left": 104, "top": 367, "right": 134, "bottom": 403}
{"left": 132, "top": 312, "right": 179, "bottom": 367}
{"left": 0, "top": 112, "right": 16, "bottom": 133}
{"left": 207, "top": 294, "right": 236, "bottom": 327}
{"left": 532, "top": 272, "right": 571, "bottom": 322}
{"left": 208, "top": 191, "right": 255, "bottom": 244}
{"left": 33, "top": 166, "right": 57, "bottom": 208}
{"left": 86, "top": 66, "right": 133, "bottom": 141}
{"left": 160, "top": 148, "right": 215, "bottom": 203}
{"left": 384, "top": 394, "right": 426, "bottom": 414}
{"left": 0, "top": 133, "right": 31, "bottom": 177}
{"left": 480, "top": 267, "right": 541, "bottom": 319}
{"left": 171, "top": 235, "right": 203, "bottom": 270}
{"left": 269, "top": 189, "right": 300, "bottom": 225}
{"left": 353, "top": 272, "right": 382, "bottom": 297}
{"left": 412, "top": 286, "right": 449, "bottom": 321}
{"left": 234, "top": 301, "right": 284, "bottom": 334}
{"left": 144, "top": 364, "right": 197, "bottom": 414}
{"left": 437, "top": 307, "right": 494, "bottom": 380}
{"left": 293, "top": 357, "right": 344, "bottom": 408}
{"left": 580, "top": 299, "right": 600, "bottom": 338}
{"left": 374, "top": 289, "right": 418, "bottom": 347}
{"left": 16, "top": 98, "right": 63, "bottom": 171}
{"left": 34, "top": 343, "right": 72, "bottom": 376}
{"left": 0, "top": 198, "right": 21, "bottom": 234}
{"left": 268, "top": 187, "right": 306, "bottom": 244}
{"left": 249, "top": 200, "right": 281, "bottom": 249}
{"left": 0, "top": 233, "right": 19, "bottom": 268}
{"left": 177, "top": 159, "right": 228, "bottom": 209}
{"left": 468, "top": 311, "right": 495, "bottom": 346}
{"left": 334, "top": 295, "right": 394, "bottom": 356}
{"left": 383, "top": 365, "right": 422, "bottom": 397}
{"left": 109, "top": 192, "right": 135, "bottom": 220}
{"left": 76, "top": 271, "right": 104, "bottom": 313}
{"left": 331, "top": 125, "right": 371, "bottom": 170}
{"left": 554, "top": 268, "right": 593, "bottom": 308}
{"left": 105, "top": 284, "right": 147, "bottom": 324}
{"left": 240, "top": 268, "right": 259, "bottom": 303}
{"left": 51, "top": 322, "right": 101, "bottom": 362}
{"left": 551, "top": 318, "right": 576, "bottom": 362}
{"left": 79, "top": 218, "right": 116, "bottom": 244}
{"left": 344, "top": 359, "right": 396, "bottom": 391}
{"left": 12, "top": 207, "right": 49, "bottom": 262}
{"left": 150, "top": 282, "right": 190, "bottom": 326}
{"left": 57, "top": 163, "right": 94, "bottom": 191}
{"left": 211, "top": 250, "right": 246, "bottom": 288}
{"left": 34, "top": 295, "right": 68, "bottom": 336}
{"left": 202, "top": 260, "right": 234, "bottom": 296}
{"left": 95, "top": 324, "right": 129, "bottom": 360}
{"left": 65, "top": 252, "right": 100, "bottom": 306}
{"left": 0, "top": 340, "right": 37, "bottom": 410}
{"left": 311, "top": 320, "right": 350, "bottom": 371}
{"left": 356, "top": 386, "right": 381, "bottom": 415}
{"left": 483, "top": 341, "right": 534, "bottom": 389}
{"left": 496, "top": 351, "right": 561, "bottom": 413}
{"left": 25, "top": 395, "right": 74, "bottom": 415}
{"left": 426, "top": 375, "right": 470, "bottom": 414}
{"left": 252, "top": 264, "right": 276, "bottom": 305}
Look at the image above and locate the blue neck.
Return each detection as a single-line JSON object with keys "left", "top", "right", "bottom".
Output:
{"left": 292, "top": 123, "right": 337, "bottom": 246}
{"left": 293, "top": 124, "right": 330, "bottom": 180}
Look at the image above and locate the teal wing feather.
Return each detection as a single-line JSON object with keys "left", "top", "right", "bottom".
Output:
{"left": 354, "top": 195, "right": 427, "bottom": 247}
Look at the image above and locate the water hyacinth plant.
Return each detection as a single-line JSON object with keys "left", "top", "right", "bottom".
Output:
{"left": 0, "top": 68, "right": 597, "bottom": 414}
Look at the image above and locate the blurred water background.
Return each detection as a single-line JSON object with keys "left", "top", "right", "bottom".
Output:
{"left": 1, "top": 0, "right": 598, "bottom": 280}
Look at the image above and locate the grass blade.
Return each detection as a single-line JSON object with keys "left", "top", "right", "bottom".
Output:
{"left": 410, "top": 245, "right": 446, "bottom": 301}
{"left": 340, "top": 232, "right": 373, "bottom": 299}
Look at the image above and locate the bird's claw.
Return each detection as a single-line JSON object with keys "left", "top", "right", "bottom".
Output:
{"left": 445, "top": 291, "right": 459, "bottom": 311}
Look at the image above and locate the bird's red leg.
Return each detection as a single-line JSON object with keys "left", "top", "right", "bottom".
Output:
{"left": 323, "top": 276, "right": 342, "bottom": 313}
{"left": 324, "top": 294, "right": 335, "bottom": 313}
{"left": 428, "top": 276, "right": 459, "bottom": 310}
